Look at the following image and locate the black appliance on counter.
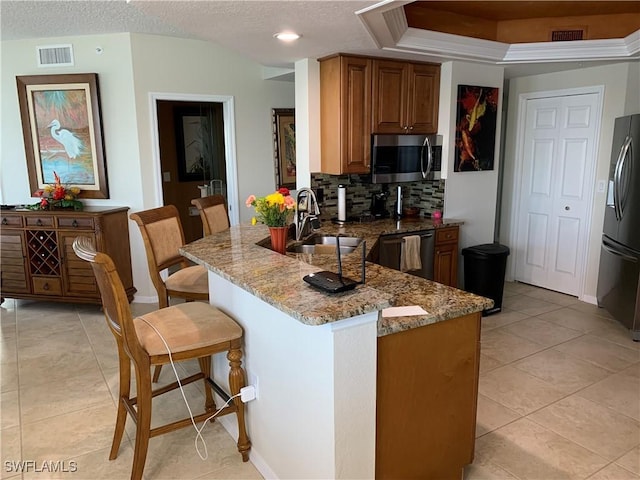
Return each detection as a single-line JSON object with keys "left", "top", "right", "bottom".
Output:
{"left": 370, "top": 134, "right": 442, "bottom": 184}
{"left": 371, "top": 189, "right": 390, "bottom": 218}
{"left": 597, "top": 113, "right": 640, "bottom": 341}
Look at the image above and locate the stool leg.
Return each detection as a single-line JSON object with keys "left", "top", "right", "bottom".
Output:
{"left": 131, "top": 363, "right": 152, "bottom": 480}
{"left": 197, "top": 356, "right": 216, "bottom": 413}
{"left": 152, "top": 365, "right": 162, "bottom": 383}
{"left": 227, "top": 346, "right": 251, "bottom": 461}
{"left": 110, "top": 342, "right": 131, "bottom": 460}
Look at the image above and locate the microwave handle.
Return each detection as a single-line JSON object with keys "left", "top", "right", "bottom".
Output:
{"left": 421, "top": 136, "right": 432, "bottom": 179}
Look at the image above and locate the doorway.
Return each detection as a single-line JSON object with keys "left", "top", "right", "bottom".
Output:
{"left": 150, "top": 93, "right": 239, "bottom": 243}
{"left": 513, "top": 87, "right": 602, "bottom": 297}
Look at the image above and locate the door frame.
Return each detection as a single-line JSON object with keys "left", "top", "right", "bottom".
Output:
{"left": 508, "top": 85, "right": 604, "bottom": 300}
{"left": 148, "top": 92, "right": 240, "bottom": 225}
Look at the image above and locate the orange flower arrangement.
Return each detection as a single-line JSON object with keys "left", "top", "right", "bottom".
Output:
{"left": 245, "top": 187, "right": 295, "bottom": 227}
{"left": 28, "top": 171, "right": 83, "bottom": 211}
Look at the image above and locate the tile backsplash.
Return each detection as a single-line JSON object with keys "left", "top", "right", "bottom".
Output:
{"left": 310, "top": 173, "right": 445, "bottom": 219}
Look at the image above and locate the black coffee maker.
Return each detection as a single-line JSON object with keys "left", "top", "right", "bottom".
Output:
{"left": 371, "top": 188, "right": 390, "bottom": 218}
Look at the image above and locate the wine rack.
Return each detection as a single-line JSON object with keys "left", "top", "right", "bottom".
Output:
{"left": 27, "top": 230, "right": 60, "bottom": 276}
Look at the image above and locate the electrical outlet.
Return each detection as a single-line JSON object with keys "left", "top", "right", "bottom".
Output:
{"left": 240, "top": 385, "right": 256, "bottom": 402}
{"left": 248, "top": 372, "right": 259, "bottom": 400}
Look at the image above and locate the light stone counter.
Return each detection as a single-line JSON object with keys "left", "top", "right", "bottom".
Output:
{"left": 179, "top": 219, "right": 492, "bottom": 336}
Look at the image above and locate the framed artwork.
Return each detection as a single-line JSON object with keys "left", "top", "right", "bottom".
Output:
{"left": 16, "top": 73, "right": 109, "bottom": 198}
{"left": 174, "top": 106, "right": 212, "bottom": 182}
{"left": 272, "top": 108, "right": 296, "bottom": 189}
{"left": 454, "top": 84, "right": 499, "bottom": 172}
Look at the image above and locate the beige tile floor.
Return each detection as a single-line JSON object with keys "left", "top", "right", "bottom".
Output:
{"left": 1, "top": 282, "right": 639, "bottom": 479}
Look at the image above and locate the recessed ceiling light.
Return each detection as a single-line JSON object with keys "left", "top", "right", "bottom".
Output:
{"left": 274, "top": 32, "right": 301, "bottom": 42}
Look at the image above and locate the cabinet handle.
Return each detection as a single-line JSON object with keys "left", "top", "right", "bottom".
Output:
{"left": 36, "top": 219, "right": 43, "bottom": 226}
{"left": 72, "top": 220, "right": 78, "bottom": 227}
{"left": 1, "top": 218, "right": 6, "bottom": 225}
{"left": 408, "top": 126, "right": 413, "bottom": 130}
{"left": 43, "top": 283, "right": 49, "bottom": 291}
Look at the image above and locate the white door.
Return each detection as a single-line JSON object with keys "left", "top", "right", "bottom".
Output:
{"left": 515, "top": 93, "right": 600, "bottom": 296}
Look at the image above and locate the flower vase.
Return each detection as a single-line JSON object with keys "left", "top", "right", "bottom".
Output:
{"left": 269, "top": 226, "right": 289, "bottom": 255}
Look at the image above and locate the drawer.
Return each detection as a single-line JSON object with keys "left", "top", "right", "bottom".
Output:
{"left": 435, "top": 227, "right": 459, "bottom": 245}
{"left": 0, "top": 216, "right": 22, "bottom": 227}
{"left": 26, "top": 216, "right": 54, "bottom": 228}
{"left": 58, "top": 217, "right": 94, "bottom": 230}
{"left": 32, "top": 276, "right": 62, "bottom": 295}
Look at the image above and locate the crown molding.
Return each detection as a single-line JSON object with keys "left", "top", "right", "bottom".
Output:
{"left": 357, "top": 1, "right": 640, "bottom": 65}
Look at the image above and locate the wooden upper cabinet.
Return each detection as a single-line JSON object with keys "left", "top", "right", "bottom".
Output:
{"left": 373, "top": 59, "right": 440, "bottom": 135}
{"left": 320, "top": 54, "right": 372, "bottom": 174}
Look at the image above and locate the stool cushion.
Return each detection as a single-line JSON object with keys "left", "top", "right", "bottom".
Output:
{"left": 134, "top": 302, "right": 242, "bottom": 357}
{"left": 165, "top": 265, "right": 208, "bottom": 295}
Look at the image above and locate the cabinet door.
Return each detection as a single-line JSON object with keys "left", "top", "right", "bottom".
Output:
{"left": 59, "top": 231, "right": 99, "bottom": 298}
{"left": 341, "top": 56, "right": 372, "bottom": 173}
{"left": 407, "top": 63, "right": 440, "bottom": 134}
{"left": 0, "top": 230, "right": 29, "bottom": 294}
{"left": 434, "top": 227, "right": 459, "bottom": 287}
{"left": 434, "top": 243, "right": 458, "bottom": 288}
{"left": 372, "top": 60, "right": 408, "bottom": 134}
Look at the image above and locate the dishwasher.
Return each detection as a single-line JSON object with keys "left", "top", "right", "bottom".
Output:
{"left": 375, "top": 230, "right": 435, "bottom": 280}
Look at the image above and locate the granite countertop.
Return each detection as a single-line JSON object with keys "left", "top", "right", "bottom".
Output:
{"left": 180, "top": 218, "right": 493, "bottom": 336}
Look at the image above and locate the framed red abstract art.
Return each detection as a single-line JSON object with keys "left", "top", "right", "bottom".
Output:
{"left": 454, "top": 85, "right": 499, "bottom": 172}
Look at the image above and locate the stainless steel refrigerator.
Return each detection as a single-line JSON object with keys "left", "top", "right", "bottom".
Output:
{"left": 597, "top": 113, "right": 640, "bottom": 341}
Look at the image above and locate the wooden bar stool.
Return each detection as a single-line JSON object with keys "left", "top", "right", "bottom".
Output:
{"left": 130, "top": 205, "right": 209, "bottom": 381}
{"left": 191, "top": 195, "right": 230, "bottom": 236}
{"left": 72, "top": 236, "right": 250, "bottom": 480}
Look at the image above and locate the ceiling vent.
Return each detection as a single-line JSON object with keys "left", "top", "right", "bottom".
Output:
{"left": 36, "top": 44, "right": 74, "bottom": 67}
{"left": 550, "top": 29, "right": 585, "bottom": 42}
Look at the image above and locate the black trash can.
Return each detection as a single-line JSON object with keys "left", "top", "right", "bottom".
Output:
{"left": 462, "top": 243, "right": 510, "bottom": 316}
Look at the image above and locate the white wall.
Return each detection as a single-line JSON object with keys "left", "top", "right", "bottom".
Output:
{"left": 1, "top": 34, "right": 140, "bottom": 209}
{"left": 440, "top": 61, "right": 505, "bottom": 285}
{"left": 624, "top": 61, "right": 640, "bottom": 115}
{"left": 209, "top": 273, "right": 377, "bottom": 480}
{"left": 0, "top": 33, "right": 295, "bottom": 300}
{"left": 500, "top": 62, "right": 637, "bottom": 301}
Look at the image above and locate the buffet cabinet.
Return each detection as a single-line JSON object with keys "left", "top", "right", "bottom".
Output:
{"left": 319, "top": 53, "right": 440, "bottom": 175}
{"left": 0, "top": 207, "right": 135, "bottom": 304}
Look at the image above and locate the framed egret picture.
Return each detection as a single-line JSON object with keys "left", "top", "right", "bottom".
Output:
{"left": 16, "top": 73, "right": 109, "bottom": 199}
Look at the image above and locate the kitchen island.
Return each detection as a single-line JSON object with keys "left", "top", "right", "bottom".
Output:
{"left": 180, "top": 220, "right": 492, "bottom": 479}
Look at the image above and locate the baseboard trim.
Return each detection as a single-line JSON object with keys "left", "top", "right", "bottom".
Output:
{"left": 580, "top": 294, "right": 598, "bottom": 306}
{"left": 218, "top": 415, "right": 278, "bottom": 479}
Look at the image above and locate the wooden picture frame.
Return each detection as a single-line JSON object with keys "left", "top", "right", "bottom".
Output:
{"left": 272, "top": 108, "right": 296, "bottom": 189}
{"left": 16, "top": 73, "right": 109, "bottom": 199}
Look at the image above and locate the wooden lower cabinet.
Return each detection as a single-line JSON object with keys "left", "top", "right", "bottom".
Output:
{"left": 376, "top": 312, "right": 481, "bottom": 479}
{"left": 0, "top": 207, "right": 135, "bottom": 304}
{"left": 434, "top": 226, "right": 459, "bottom": 287}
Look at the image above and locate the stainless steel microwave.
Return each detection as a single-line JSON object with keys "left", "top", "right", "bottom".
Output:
{"left": 370, "top": 134, "right": 442, "bottom": 184}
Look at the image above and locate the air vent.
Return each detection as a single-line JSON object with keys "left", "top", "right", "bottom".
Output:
{"left": 36, "top": 44, "right": 74, "bottom": 67}
{"left": 550, "top": 30, "right": 585, "bottom": 42}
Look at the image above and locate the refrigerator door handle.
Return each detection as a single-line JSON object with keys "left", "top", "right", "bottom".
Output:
{"left": 602, "top": 241, "right": 638, "bottom": 263}
{"left": 613, "top": 135, "right": 632, "bottom": 221}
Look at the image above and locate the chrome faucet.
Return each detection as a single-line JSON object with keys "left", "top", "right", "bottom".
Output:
{"left": 294, "top": 188, "right": 321, "bottom": 241}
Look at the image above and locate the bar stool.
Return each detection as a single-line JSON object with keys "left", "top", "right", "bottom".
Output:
{"left": 72, "top": 236, "right": 250, "bottom": 480}
{"left": 191, "top": 195, "right": 230, "bottom": 236}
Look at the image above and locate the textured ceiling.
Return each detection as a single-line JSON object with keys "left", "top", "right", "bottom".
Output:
{"left": 0, "top": 0, "right": 379, "bottom": 69}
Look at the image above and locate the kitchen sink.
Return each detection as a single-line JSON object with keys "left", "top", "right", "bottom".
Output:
{"left": 286, "top": 234, "right": 363, "bottom": 254}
